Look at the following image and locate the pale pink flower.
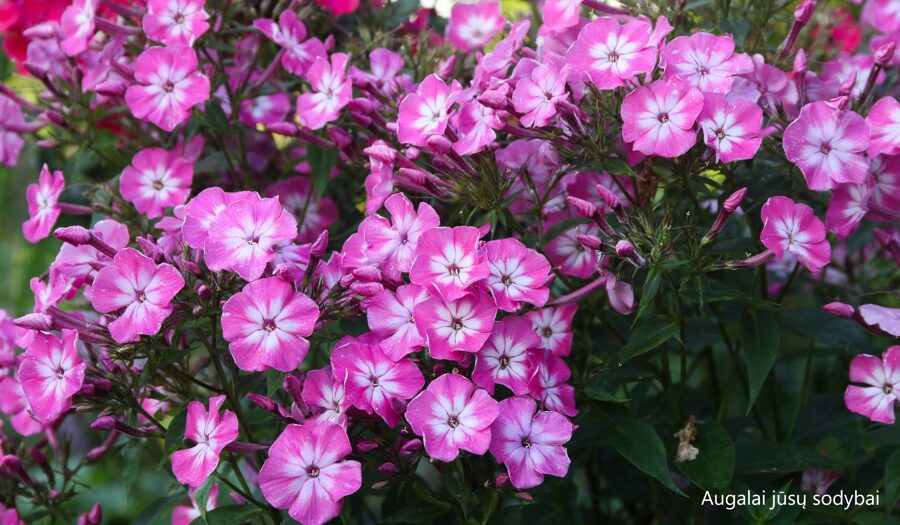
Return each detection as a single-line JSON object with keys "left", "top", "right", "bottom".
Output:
{"left": 454, "top": 100, "right": 503, "bottom": 155}
{"left": 59, "top": 0, "right": 96, "bottom": 56}
{"left": 0, "top": 376, "right": 43, "bottom": 436}
{"left": 529, "top": 349, "right": 577, "bottom": 417}
{"left": 859, "top": 304, "right": 900, "bottom": 337}
{"left": 182, "top": 188, "right": 257, "bottom": 249}
{"left": 661, "top": 32, "right": 753, "bottom": 93}
{"left": 171, "top": 484, "right": 218, "bottom": 525}
{"left": 302, "top": 366, "right": 350, "bottom": 428}
{"left": 524, "top": 305, "right": 576, "bottom": 356}
{"left": 483, "top": 238, "right": 552, "bottom": 312}
{"left": 366, "top": 284, "right": 431, "bottom": 361}
{"left": 866, "top": 97, "right": 900, "bottom": 158}
{"left": 143, "top": 0, "right": 210, "bottom": 47}
{"left": 698, "top": 93, "right": 763, "bottom": 163}
{"left": 446, "top": 2, "right": 505, "bottom": 52}
{"left": 845, "top": 346, "right": 900, "bottom": 424}
{"left": 204, "top": 196, "right": 298, "bottom": 282}
{"left": 862, "top": 0, "right": 900, "bottom": 34}
{"left": 566, "top": 17, "right": 657, "bottom": 90}
{"left": 541, "top": 0, "right": 582, "bottom": 32}
{"left": 472, "top": 316, "right": 540, "bottom": 396}
{"left": 490, "top": 396, "right": 572, "bottom": 489}
{"left": 0, "top": 95, "right": 25, "bottom": 166}
{"left": 297, "top": 53, "right": 352, "bottom": 130}
{"left": 397, "top": 74, "right": 461, "bottom": 147}
{"left": 171, "top": 395, "right": 239, "bottom": 488}
{"left": 512, "top": 62, "right": 569, "bottom": 128}
{"left": 409, "top": 226, "right": 489, "bottom": 301}
{"left": 621, "top": 78, "right": 704, "bottom": 158}
{"left": 760, "top": 196, "right": 831, "bottom": 273}
{"left": 259, "top": 423, "right": 361, "bottom": 525}
{"left": 221, "top": 277, "right": 320, "bottom": 372}
{"left": 330, "top": 337, "right": 424, "bottom": 427}
{"left": 413, "top": 290, "right": 497, "bottom": 361}
{"left": 783, "top": 101, "right": 870, "bottom": 191}
{"left": 239, "top": 94, "right": 291, "bottom": 128}
{"left": 826, "top": 179, "right": 873, "bottom": 238}
{"left": 50, "top": 220, "right": 129, "bottom": 290}
{"left": 16, "top": 330, "right": 86, "bottom": 423}
{"left": 363, "top": 192, "right": 440, "bottom": 279}
{"left": 405, "top": 373, "right": 499, "bottom": 462}
{"left": 91, "top": 248, "right": 185, "bottom": 343}
{"left": 253, "top": 10, "right": 326, "bottom": 77}
{"left": 125, "top": 45, "right": 210, "bottom": 132}
{"left": 23, "top": 164, "right": 64, "bottom": 244}
{"left": 496, "top": 139, "right": 561, "bottom": 190}
{"left": 120, "top": 148, "right": 193, "bottom": 219}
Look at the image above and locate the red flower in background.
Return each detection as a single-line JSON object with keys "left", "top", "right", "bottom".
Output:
{"left": 0, "top": 0, "right": 69, "bottom": 68}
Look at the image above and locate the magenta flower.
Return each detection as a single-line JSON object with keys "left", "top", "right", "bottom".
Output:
{"left": 566, "top": 17, "right": 658, "bottom": 90}
{"left": 455, "top": 100, "right": 503, "bottom": 155}
{"left": 621, "top": 78, "right": 704, "bottom": 158}
{"left": 142, "top": 0, "right": 210, "bottom": 47}
{"left": 367, "top": 284, "right": 431, "bottom": 361}
{"left": 266, "top": 177, "right": 338, "bottom": 244}
{"left": 524, "top": 305, "right": 576, "bottom": 356}
{"left": 783, "top": 101, "right": 870, "bottom": 191}
{"left": 59, "top": 0, "right": 96, "bottom": 56}
{"left": 546, "top": 222, "right": 600, "bottom": 279}
{"left": 172, "top": 484, "right": 218, "bottom": 525}
{"left": 490, "top": 396, "right": 573, "bottom": 489}
{"left": 253, "top": 10, "right": 326, "bottom": 77}
{"left": 473, "top": 316, "right": 540, "bottom": 396}
{"left": 698, "top": 94, "right": 763, "bottom": 164}
{"left": 529, "top": 349, "right": 578, "bottom": 417}
{"left": 297, "top": 53, "right": 352, "bottom": 130}
{"left": 760, "top": 196, "right": 831, "bottom": 273}
{"left": 23, "top": 164, "right": 65, "bottom": 244}
{"left": 363, "top": 192, "right": 440, "bottom": 279}
{"left": 0, "top": 95, "right": 25, "bottom": 166}
{"left": 171, "top": 395, "right": 238, "bottom": 488}
{"left": 50, "top": 219, "right": 129, "bottom": 290}
{"left": 204, "top": 196, "right": 298, "bottom": 282}
{"left": 120, "top": 148, "right": 193, "bottom": 219}
{"left": 0, "top": 376, "right": 43, "bottom": 436}
{"left": 826, "top": 180, "right": 872, "bottom": 238}
{"left": 330, "top": 337, "right": 424, "bottom": 427}
{"left": 446, "top": 1, "right": 505, "bottom": 53}
{"left": 866, "top": 97, "right": 900, "bottom": 158}
{"left": 221, "top": 277, "right": 320, "bottom": 372}
{"left": 859, "top": 305, "right": 900, "bottom": 337}
{"left": 239, "top": 93, "right": 291, "bottom": 128}
{"left": 845, "top": 346, "right": 900, "bottom": 424}
{"left": 405, "top": 373, "right": 499, "bottom": 462}
{"left": 16, "top": 330, "right": 86, "bottom": 423}
{"left": 541, "top": 0, "right": 581, "bottom": 32}
{"left": 302, "top": 366, "right": 350, "bottom": 428}
{"left": 124, "top": 45, "right": 210, "bottom": 132}
{"left": 413, "top": 290, "right": 498, "bottom": 361}
{"left": 259, "top": 423, "right": 361, "bottom": 525}
{"left": 91, "top": 248, "right": 186, "bottom": 343}
{"left": 512, "top": 62, "right": 569, "bottom": 128}
{"left": 409, "top": 226, "right": 489, "bottom": 301}
{"left": 483, "top": 238, "right": 552, "bottom": 312}
{"left": 662, "top": 32, "right": 753, "bottom": 93}
{"left": 182, "top": 188, "right": 257, "bottom": 249}
{"left": 397, "top": 74, "right": 461, "bottom": 147}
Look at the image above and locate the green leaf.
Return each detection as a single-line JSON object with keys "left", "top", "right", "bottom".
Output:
{"left": 189, "top": 505, "right": 262, "bottom": 525}
{"left": 133, "top": 495, "right": 182, "bottom": 525}
{"left": 634, "top": 269, "right": 662, "bottom": 322}
{"left": 884, "top": 448, "right": 900, "bottom": 514}
{"left": 609, "top": 417, "right": 685, "bottom": 496}
{"left": 603, "top": 158, "right": 635, "bottom": 177}
{"left": 619, "top": 316, "right": 679, "bottom": 362}
{"left": 267, "top": 370, "right": 284, "bottom": 398}
{"left": 584, "top": 377, "right": 630, "bottom": 403}
{"left": 742, "top": 309, "right": 780, "bottom": 414}
{"left": 165, "top": 409, "right": 188, "bottom": 453}
{"left": 202, "top": 101, "right": 231, "bottom": 134}
{"left": 308, "top": 145, "right": 338, "bottom": 199}
{"left": 540, "top": 216, "right": 592, "bottom": 245}
{"left": 379, "top": 502, "right": 451, "bottom": 524}
{"left": 675, "top": 422, "right": 734, "bottom": 490}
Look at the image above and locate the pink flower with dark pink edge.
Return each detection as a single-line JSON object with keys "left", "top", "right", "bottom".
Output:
{"left": 363, "top": 192, "right": 440, "bottom": 279}
{"left": 266, "top": 177, "right": 338, "bottom": 244}
{"left": 0, "top": 376, "right": 43, "bottom": 435}
{"left": 330, "top": 336, "right": 424, "bottom": 427}
{"left": 124, "top": 45, "right": 210, "bottom": 132}
{"left": 367, "top": 284, "right": 431, "bottom": 361}
{"left": 621, "top": 78, "right": 704, "bottom": 158}
{"left": 59, "top": 0, "right": 95, "bottom": 56}
{"left": 541, "top": 0, "right": 582, "bottom": 32}
{"left": 490, "top": 396, "right": 572, "bottom": 489}
{"left": 405, "top": 373, "right": 499, "bottom": 462}
{"left": 0, "top": 95, "right": 26, "bottom": 166}
{"left": 760, "top": 196, "right": 831, "bottom": 273}
{"left": 204, "top": 196, "right": 298, "bottom": 282}
{"left": 91, "top": 248, "right": 185, "bottom": 343}
{"left": 16, "top": 330, "right": 85, "bottom": 423}
{"left": 546, "top": 222, "right": 600, "bottom": 279}
{"left": 221, "top": 277, "right": 319, "bottom": 372}
{"left": 565, "top": 17, "right": 657, "bottom": 90}
{"left": 259, "top": 423, "right": 361, "bottom": 525}
{"left": 171, "top": 395, "right": 238, "bottom": 488}
{"left": 473, "top": 316, "right": 540, "bottom": 396}
{"left": 413, "top": 290, "right": 497, "bottom": 361}
{"left": 859, "top": 305, "right": 900, "bottom": 337}
{"left": 297, "top": 53, "right": 352, "bottom": 130}
{"left": 698, "top": 93, "right": 763, "bottom": 164}
{"left": 866, "top": 97, "right": 900, "bottom": 158}
{"left": 524, "top": 305, "right": 576, "bottom": 357}
{"left": 182, "top": 188, "right": 258, "bottom": 249}
{"left": 782, "top": 101, "right": 870, "bottom": 191}
{"left": 142, "top": 0, "right": 210, "bottom": 47}
{"left": 409, "top": 226, "right": 488, "bottom": 301}
{"left": 662, "top": 32, "right": 753, "bottom": 93}
{"left": 483, "top": 238, "right": 552, "bottom": 312}
{"left": 844, "top": 346, "right": 900, "bottom": 424}
{"left": 23, "top": 164, "right": 64, "bottom": 244}
{"left": 397, "top": 74, "right": 461, "bottom": 147}
{"left": 826, "top": 179, "right": 873, "bottom": 238}
{"left": 50, "top": 219, "right": 129, "bottom": 290}
{"left": 512, "top": 62, "right": 569, "bottom": 128}
{"left": 120, "top": 148, "right": 193, "bottom": 219}
{"left": 302, "top": 365, "right": 350, "bottom": 428}
{"left": 239, "top": 94, "right": 291, "bottom": 128}
{"left": 446, "top": 1, "right": 505, "bottom": 53}
{"left": 529, "top": 349, "right": 578, "bottom": 417}
{"left": 253, "top": 10, "right": 326, "bottom": 77}
{"left": 171, "top": 484, "right": 218, "bottom": 525}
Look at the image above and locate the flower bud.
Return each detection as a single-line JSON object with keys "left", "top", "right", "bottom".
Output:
{"left": 135, "top": 236, "right": 163, "bottom": 263}
{"left": 54, "top": 225, "right": 93, "bottom": 246}
{"left": 268, "top": 122, "right": 298, "bottom": 136}
{"left": 823, "top": 301, "right": 855, "bottom": 318}
{"left": 310, "top": 230, "right": 329, "bottom": 258}
{"left": 514, "top": 491, "right": 533, "bottom": 501}
{"left": 399, "top": 438, "right": 423, "bottom": 457}
{"left": 723, "top": 187, "right": 748, "bottom": 213}
{"left": 351, "top": 281, "right": 383, "bottom": 297}
{"left": 14, "top": 313, "right": 53, "bottom": 331}
{"left": 352, "top": 266, "right": 382, "bottom": 282}
{"left": 378, "top": 462, "right": 399, "bottom": 477}
{"left": 425, "top": 134, "right": 453, "bottom": 156}
{"left": 838, "top": 71, "right": 857, "bottom": 97}
{"left": 23, "top": 22, "right": 57, "bottom": 39}
{"left": 364, "top": 143, "right": 397, "bottom": 164}
{"left": 576, "top": 233, "right": 603, "bottom": 251}
{"left": 28, "top": 448, "right": 48, "bottom": 467}
{"left": 566, "top": 196, "right": 597, "bottom": 218}
{"left": 90, "top": 416, "right": 117, "bottom": 431}
{"left": 197, "top": 284, "right": 212, "bottom": 301}
{"left": 347, "top": 98, "right": 374, "bottom": 115}
{"left": 283, "top": 373, "right": 305, "bottom": 409}
{"left": 248, "top": 393, "right": 276, "bottom": 412}
{"left": 477, "top": 87, "right": 509, "bottom": 110}
{"left": 616, "top": 240, "right": 646, "bottom": 267}
{"left": 88, "top": 504, "right": 103, "bottom": 525}
{"left": 328, "top": 127, "right": 353, "bottom": 149}
{"left": 324, "top": 34, "right": 335, "bottom": 52}
{"left": 875, "top": 42, "right": 896, "bottom": 67}
{"left": 793, "top": 0, "right": 816, "bottom": 23}
{"left": 398, "top": 167, "right": 427, "bottom": 185}
{"left": 495, "top": 473, "right": 510, "bottom": 487}
{"left": 437, "top": 55, "right": 456, "bottom": 80}
{"left": 356, "top": 440, "right": 379, "bottom": 453}
{"left": 829, "top": 95, "right": 850, "bottom": 110}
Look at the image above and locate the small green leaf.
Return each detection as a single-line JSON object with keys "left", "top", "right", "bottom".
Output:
{"left": 165, "top": 409, "right": 188, "bottom": 453}
{"left": 675, "top": 422, "right": 735, "bottom": 490}
{"left": 307, "top": 145, "right": 338, "bottom": 199}
{"left": 133, "top": 494, "right": 183, "bottom": 525}
{"left": 742, "top": 309, "right": 780, "bottom": 414}
{"left": 609, "top": 417, "right": 686, "bottom": 496}
{"left": 634, "top": 269, "right": 662, "bottom": 322}
{"left": 584, "top": 377, "right": 630, "bottom": 403}
{"left": 267, "top": 370, "right": 284, "bottom": 398}
{"left": 189, "top": 505, "right": 262, "bottom": 525}
{"left": 619, "top": 316, "right": 678, "bottom": 362}
{"left": 603, "top": 158, "right": 635, "bottom": 177}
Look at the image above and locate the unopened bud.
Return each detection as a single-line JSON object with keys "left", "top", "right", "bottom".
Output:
{"left": 248, "top": 393, "right": 276, "bottom": 412}
{"left": 425, "top": 134, "right": 453, "bottom": 156}
{"left": 268, "top": 122, "right": 298, "bottom": 136}
{"left": 437, "top": 56, "right": 456, "bottom": 80}
{"left": 823, "top": 301, "right": 855, "bottom": 318}
{"left": 28, "top": 448, "right": 48, "bottom": 467}
{"left": 830, "top": 95, "right": 850, "bottom": 110}
{"left": 23, "top": 22, "right": 57, "bottom": 39}
{"left": 323, "top": 35, "right": 335, "bottom": 52}
{"left": 310, "top": 230, "right": 329, "bottom": 257}
{"left": 794, "top": 0, "right": 816, "bottom": 23}
{"left": 54, "top": 225, "right": 92, "bottom": 246}
{"left": 566, "top": 196, "right": 597, "bottom": 218}
{"left": 477, "top": 87, "right": 509, "bottom": 110}
{"left": 328, "top": 127, "right": 353, "bottom": 149}
{"left": 514, "top": 491, "right": 533, "bottom": 501}
{"left": 356, "top": 440, "right": 379, "bottom": 453}
{"left": 90, "top": 416, "right": 117, "bottom": 431}
{"left": 283, "top": 373, "right": 305, "bottom": 409}
{"left": 838, "top": 71, "right": 857, "bottom": 96}
{"left": 351, "top": 281, "right": 383, "bottom": 297}
{"left": 576, "top": 233, "right": 603, "bottom": 251}
{"left": 347, "top": 98, "right": 374, "bottom": 115}
{"left": 495, "top": 473, "right": 510, "bottom": 487}
{"left": 14, "top": 313, "right": 53, "bottom": 331}
{"left": 723, "top": 187, "right": 747, "bottom": 213}
{"left": 793, "top": 49, "right": 808, "bottom": 75}
{"left": 135, "top": 236, "right": 163, "bottom": 263}
{"left": 197, "top": 284, "right": 212, "bottom": 301}
{"left": 378, "top": 462, "right": 399, "bottom": 477}
{"left": 875, "top": 42, "right": 896, "bottom": 67}
{"left": 364, "top": 143, "right": 397, "bottom": 164}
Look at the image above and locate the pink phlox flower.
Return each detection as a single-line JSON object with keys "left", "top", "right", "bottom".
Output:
{"left": 807, "top": 54, "right": 883, "bottom": 102}
{"left": 397, "top": 74, "right": 462, "bottom": 147}
{"left": 413, "top": 290, "right": 498, "bottom": 361}
{"left": 621, "top": 78, "right": 704, "bottom": 158}
{"left": 600, "top": 268, "right": 635, "bottom": 315}
{"left": 81, "top": 35, "right": 129, "bottom": 96}
{"left": 524, "top": 305, "right": 576, "bottom": 357}
{"left": 564, "top": 170, "right": 632, "bottom": 215}
{"left": 26, "top": 31, "right": 70, "bottom": 82}
{"left": 859, "top": 304, "right": 900, "bottom": 337}
{"left": 367, "top": 284, "right": 431, "bottom": 361}
{"left": 23, "top": 164, "right": 65, "bottom": 244}
{"left": 350, "top": 48, "right": 407, "bottom": 97}
{"left": 59, "top": 0, "right": 96, "bottom": 56}
{"left": 266, "top": 176, "right": 338, "bottom": 243}
{"left": 742, "top": 54, "right": 797, "bottom": 111}
{"left": 30, "top": 275, "right": 73, "bottom": 314}
{"left": 240, "top": 93, "right": 291, "bottom": 128}
{"left": 801, "top": 469, "right": 840, "bottom": 496}
{"left": 566, "top": 17, "right": 658, "bottom": 90}
{"left": 171, "top": 395, "right": 239, "bottom": 488}
{"left": 826, "top": 178, "right": 873, "bottom": 238}
{"left": 528, "top": 349, "right": 578, "bottom": 417}
{"left": 50, "top": 219, "right": 129, "bottom": 291}
{"left": 409, "top": 226, "right": 489, "bottom": 301}
{"left": 862, "top": 0, "right": 900, "bottom": 34}
{"left": 171, "top": 484, "right": 219, "bottom": 525}
{"left": 545, "top": 218, "right": 600, "bottom": 279}
{"left": 866, "top": 97, "right": 900, "bottom": 157}
{"left": 446, "top": 1, "right": 506, "bottom": 53}
{"left": 868, "top": 155, "right": 900, "bottom": 221}
{"left": 120, "top": 148, "right": 194, "bottom": 219}
{"left": 661, "top": 32, "right": 753, "bottom": 93}
{"left": 482, "top": 238, "right": 552, "bottom": 312}
{"left": 845, "top": 345, "right": 900, "bottom": 424}
{"left": 297, "top": 53, "right": 352, "bottom": 130}
{"left": 0, "top": 375, "right": 44, "bottom": 436}
{"left": 302, "top": 365, "right": 350, "bottom": 428}
{"left": 253, "top": 10, "right": 326, "bottom": 77}
{"left": 454, "top": 100, "right": 503, "bottom": 155}
{"left": 512, "top": 62, "right": 569, "bottom": 128}
{"left": 142, "top": 0, "right": 210, "bottom": 47}
{"left": 541, "top": 0, "right": 582, "bottom": 32}
{"left": 698, "top": 93, "right": 763, "bottom": 163}
{"left": 759, "top": 196, "right": 831, "bottom": 273}
{"left": 473, "top": 20, "right": 530, "bottom": 88}
{"left": 363, "top": 192, "right": 440, "bottom": 279}
{"left": 496, "top": 139, "right": 561, "bottom": 193}
{"left": 473, "top": 316, "right": 540, "bottom": 396}
{"left": 16, "top": 330, "right": 85, "bottom": 423}
{"left": 0, "top": 95, "right": 26, "bottom": 166}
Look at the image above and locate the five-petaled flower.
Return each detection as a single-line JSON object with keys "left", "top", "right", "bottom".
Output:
{"left": 171, "top": 395, "right": 239, "bottom": 487}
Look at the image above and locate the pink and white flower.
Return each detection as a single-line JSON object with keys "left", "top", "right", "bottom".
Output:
{"left": 490, "top": 396, "right": 573, "bottom": 489}
{"left": 221, "top": 277, "right": 319, "bottom": 372}
{"left": 253, "top": 10, "right": 326, "bottom": 77}
{"left": 91, "top": 248, "right": 185, "bottom": 343}
{"left": 661, "top": 32, "right": 753, "bottom": 93}
{"left": 120, "top": 148, "right": 193, "bottom": 219}
{"left": 621, "top": 78, "right": 704, "bottom": 158}
{"left": 23, "top": 164, "right": 64, "bottom": 244}
{"left": 512, "top": 62, "right": 569, "bottom": 128}
{"left": 405, "top": 373, "right": 499, "bottom": 462}
{"left": 59, "top": 0, "right": 96, "bottom": 56}
{"left": 16, "top": 330, "right": 85, "bottom": 423}
{"left": 524, "top": 305, "right": 577, "bottom": 356}
{"left": 363, "top": 192, "right": 440, "bottom": 279}
{"left": 142, "top": 0, "right": 210, "bottom": 47}
{"left": 859, "top": 304, "right": 900, "bottom": 337}
{"left": 413, "top": 290, "right": 497, "bottom": 360}
{"left": 472, "top": 316, "right": 540, "bottom": 396}
{"left": 302, "top": 366, "right": 350, "bottom": 428}
{"left": 297, "top": 53, "right": 352, "bottom": 130}
{"left": 845, "top": 346, "right": 900, "bottom": 424}
{"left": 454, "top": 100, "right": 503, "bottom": 155}
{"left": 541, "top": 0, "right": 582, "bottom": 32}
{"left": 0, "top": 95, "right": 26, "bottom": 166}
{"left": 409, "top": 226, "right": 489, "bottom": 301}
{"left": 546, "top": 222, "right": 600, "bottom": 279}
{"left": 125, "top": 45, "right": 210, "bottom": 132}
{"left": 50, "top": 220, "right": 129, "bottom": 290}
{"left": 239, "top": 94, "right": 291, "bottom": 128}
{"left": 265, "top": 177, "right": 338, "bottom": 244}
{"left": 0, "top": 376, "right": 43, "bottom": 436}
{"left": 866, "top": 97, "right": 900, "bottom": 158}
{"left": 259, "top": 423, "right": 361, "bottom": 525}
{"left": 482, "top": 238, "right": 552, "bottom": 312}
{"left": 171, "top": 395, "right": 239, "bottom": 488}
{"left": 172, "top": 484, "right": 219, "bottom": 525}
{"left": 366, "top": 284, "right": 431, "bottom": 361}
{"left": 446, "top": 2, "right": 505, "bottom": 53}
{"left": 529, "top": 349, "right": 578, "bottom": 417}
{"left": 697, "top": 94, "right": 763, "bottom": 164}
{"left": 181, "top": 188, "right": 257, "bottom": 250}
{"left": 397, "top": 74, "right": 461, "bottom": 147}
{"left": 566, "top": 17, "right": 658, "bottom": 90}
{"left": 760, "top": 196, "right": 831, "bottom": 273}
{"left": 826, "top": 179, "right": 873, "bottom": 238}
